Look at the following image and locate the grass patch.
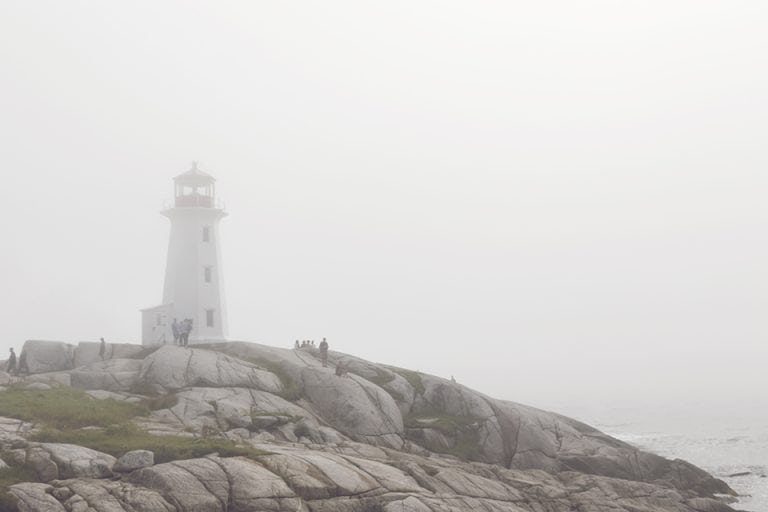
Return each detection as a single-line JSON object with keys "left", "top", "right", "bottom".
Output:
{"left": 140, "top": 394, "right": 178, "bottom": 411}
{"left": 0, "top": 466, "right": 39, "bottom": 512}
{"left": 248, "top": 412, "right": 300, "bottom": 431}
{"left": 405, "top": 411, "right": 478, "bottom": 434}
{"left": 0, "top": 387, "right": 148, "bottom": 429}
{"left": 389, "top": 367, "right": 425, "bottom": 395}
{"left": 31, "top": 424, "right": 269, "bottom": 464}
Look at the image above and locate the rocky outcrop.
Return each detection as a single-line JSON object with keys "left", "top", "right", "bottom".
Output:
{"left": 126, "top": 456, "right": 302, "bottom": 511}
{"left": 137, "top": 346, "right": 283, "bottom": 394}
{"left": 73, "top": 341, "right": 145, "bottom": 368}
{"left": 113, "top": 449, "right": 154, "bottom": 472}
{"left": 25, "top": 443, "right": 115, "bottom": 481}
{"left": 300, "top": 367, "right": 405, "bottom": 448}
{"left": 20, "top": 340, "right": 75, "bottom": 374}
{"left": 70, "top": 358, "right": 142, "bottom": 392}
{"left": 8, "top": 447, "right": 737, "bottom": 512}
{"left": 0, "top": 340, "right": 740, "bottom": 512}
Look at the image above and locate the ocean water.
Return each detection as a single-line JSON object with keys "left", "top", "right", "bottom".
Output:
{"left": 553, "top": 400, "right": 768, "bottom": 512}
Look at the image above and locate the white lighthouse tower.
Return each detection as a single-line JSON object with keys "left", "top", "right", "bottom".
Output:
{"left": 141, "top": 163, "right": 229, "bottom": 345}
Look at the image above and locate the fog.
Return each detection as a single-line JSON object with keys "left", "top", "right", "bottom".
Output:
{"left": 1, "top": 1, "right": 766, "bottom": 412}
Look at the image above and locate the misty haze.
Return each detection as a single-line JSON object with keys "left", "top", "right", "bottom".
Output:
{"left": 0, "top": 2, "right": 765, "bottom": 511}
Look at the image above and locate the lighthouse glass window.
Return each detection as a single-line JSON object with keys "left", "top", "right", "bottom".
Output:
{"left": 204, "top": 267, "right": 212, "bottom": 283}
{"left": 202, "top": 226, "right": 211, "bottom": 242}
{"left": 206, "top": 309, "right": 215, "bottom": 328}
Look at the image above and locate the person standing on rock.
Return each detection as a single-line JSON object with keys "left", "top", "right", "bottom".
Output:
{"left": 6, "top": 348, "right": 16, "bottom": 375}
{"left": 172, "top": 319, "right": 181, "bottom": 345}
{"left": 181, "top": 318, "right": 193, "bottom": 347}
{"left": 319, "top": 338, "right": 329, "bottom": 367}
{"left": 99, "top": 337, "right": 107, "bottom": 360}
{"left": 179, "top": 319, "right": 187, "bottom": 346}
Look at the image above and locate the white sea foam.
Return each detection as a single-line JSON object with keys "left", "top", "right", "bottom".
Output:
{"left": 554, "top": 400, "right": 768, "bottom": 512}
{"left": 610, "top": 430, "right": 768, "bottom": 512}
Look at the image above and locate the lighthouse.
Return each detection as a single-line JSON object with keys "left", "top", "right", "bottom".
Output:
{"left": 141, "top": 163, "right": 229, "bottom": 345}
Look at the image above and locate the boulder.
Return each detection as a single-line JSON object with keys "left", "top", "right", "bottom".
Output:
{"left": 23, "top": 372, "right": 71, "bottom": 387}
{"left": 56, "top": 479, "right": 175, "bottom": 512}
{"left": 301, "top": 368, "right": 405, "bottom": 448}
{"left": 26, "top": 443, "right": 115, "bottom": 481}
{"left": 332, "top": 355, "right": 416, "bottom": 415}
{"left": 85, "top": 389, "right": 139, "bottom": 402}
{"left": 8, "top": 483, "right": 67, "bottom": 512}
{"left": 69, "top": 358, "right": 142, "bottom": 392}
{"left": 257, "top": 450, "right": 382, "bottom": 500}
{"left": 22, "top": 383, "right": 51, "bottom": 391}
{"left": 20, "top": 340, "right": 75, "bottom": 374}
{"left": 74, "top": 341, "right": 145, "bottom": 368}
{"left": 149, "top": 386, "right": 312, "bottom": 435}
{"left": 137, "top": 346, "right": 283, "bottom": 394}
{"left": 113, "top": 449, "right": 154, "bottom": 472}
{"left": 127, "top": 456, "right": 301, "bottom": 512}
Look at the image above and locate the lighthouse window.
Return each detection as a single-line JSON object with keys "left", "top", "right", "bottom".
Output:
{"left": 202, "top": 226, "right": 211, "bottom": 242}
{"left": 204, "top": 266, "right": 212, "bottom": 283}
{"left": 206, "top": 309, "right": 215, "bottom": 327}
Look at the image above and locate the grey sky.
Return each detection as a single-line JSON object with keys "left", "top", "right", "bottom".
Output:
{"left": 1, "top": 1, "right": 766, "bottom": 410}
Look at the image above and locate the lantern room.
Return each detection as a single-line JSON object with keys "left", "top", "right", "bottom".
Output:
{"left": 174, "top": 161, "right": 217, "bottom": 208}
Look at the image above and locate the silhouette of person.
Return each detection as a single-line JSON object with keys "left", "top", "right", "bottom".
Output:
{"left": 181, "top": 319, "right": 193, "bottom": 347}
{"left": 319, "top": 338, "right": 329, "bottom": 367}
{"left": 172, "top": 319, "right": 181, "bottom": 345}
{"left": 99, "top": 337, "right": 107, "bottom": 360}
{"left": 6, "top": 348, "right": 16, "bottom": 375}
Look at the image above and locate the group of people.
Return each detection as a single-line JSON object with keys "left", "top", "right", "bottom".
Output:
{"left": 172, "top": 318, "right": 194, "bottom": 346}
{"left": 294, "top": 338, "right": 330, "bottom": 367}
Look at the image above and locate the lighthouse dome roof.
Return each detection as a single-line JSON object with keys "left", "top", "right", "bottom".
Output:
{"left": 174, "top": 162, "right": 215, "bottom": 185}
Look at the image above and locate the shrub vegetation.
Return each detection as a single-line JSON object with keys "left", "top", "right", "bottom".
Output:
{"left": 0, "top": 387, "right": 268, "bottom": 470}
{"left": 388, "top": 367, "right": 425, "bottom": 395}
{"left": 249, "top": 357, "right": 303, "bottom": 401}
{"left": 405, "top": 411, "right": 483, "bottom": 460}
